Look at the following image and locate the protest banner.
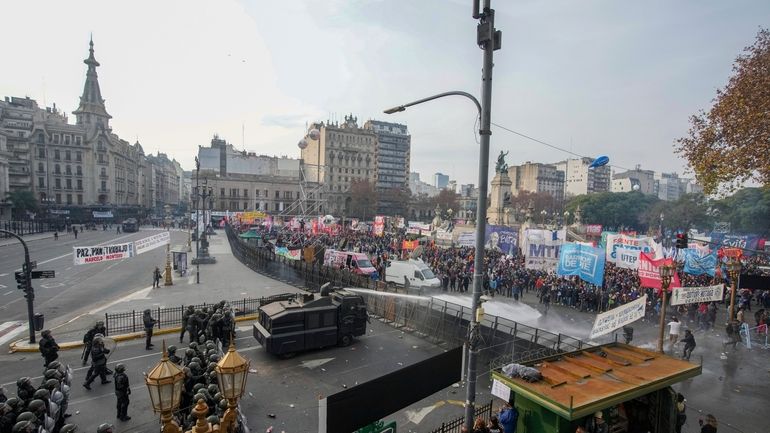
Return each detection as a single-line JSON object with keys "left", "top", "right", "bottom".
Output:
{"left": 585, "top": 224, "right": 603, "bottom": 236}
{"left": 638, "top": 252, "right": 681, "bottom": 290}
{"left": 457, "top": 232, "right": 476, "bottom": 247}
{"left": 589, "top": 295, "right": 647, "bottom": 339}
{"left": 135, "top": 231, "right": 171, "bottom": 255}
{"left": 523, "top": 229, "right": 565, "bottom": 271}
{"left": 615, "top": 247, "right": 640, "bottom": 270}
{"left": 605, "top": 234, "right": 661, "bottom": 264}
{"left": 402, "top": 240, "right": 419, "bottom": 250}
{"left": 485, "top": 225, "right": 518, "bottom": 255}
{"left": 671, "top": 284, "right": 724, "bottom": 306}
{"left": 683, "top": 249, "right": 717, "bottom": 277}
{"left": 373, "top": 216, "right": 385, "bottom": 237}
{"left": 557, "top": 243, "right": 606, "bottom": 286}
{"left": 275, "top": 247, "right": 301, "bottom": 260}
{"left": 74, "top": 242, "right": 135, "bottom": 265}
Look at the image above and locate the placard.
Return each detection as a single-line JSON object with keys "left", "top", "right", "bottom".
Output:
{"left": 74, "top": 242, "right": 135, "bottom": 265}
{"left": 135, "top": 231, "right": 171, "bottom": 255}
{"left": 589, "top": 295, "right": 647, "bottom": 339}
{"left": 491, "top": 378, "right": 511, "bottom": 402}
{"left": 671, "top": 284, "right": 724, "bottom": 306}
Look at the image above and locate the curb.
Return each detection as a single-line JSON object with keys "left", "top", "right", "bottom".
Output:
{"left": 8, "top": 314, "right": 258, "bottom": 353}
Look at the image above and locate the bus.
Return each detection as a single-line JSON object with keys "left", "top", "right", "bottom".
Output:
{"left": 122, "top": 218, "right": 139, "bottom": 233}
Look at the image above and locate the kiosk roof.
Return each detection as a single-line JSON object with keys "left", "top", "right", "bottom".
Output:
{"left": 491, "top": 342, "right": 701, "bottom": 420}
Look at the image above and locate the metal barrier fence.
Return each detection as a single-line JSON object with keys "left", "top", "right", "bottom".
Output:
{"left": 429, "top": 400, "right": 493, "bottom": 433}
{"left": 103, "top": 293, "right": 296, "bottom": 336}
{"left": 0, "top": 221, "right": 55, "bottom": 238}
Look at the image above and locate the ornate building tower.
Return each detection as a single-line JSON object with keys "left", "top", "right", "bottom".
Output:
{"left": 72, "top": 37, "right": 112, "bottom": 130}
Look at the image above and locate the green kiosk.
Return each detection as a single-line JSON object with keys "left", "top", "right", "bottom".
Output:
{"left": 491, "top": 342, "right": 701, "bottom": 433}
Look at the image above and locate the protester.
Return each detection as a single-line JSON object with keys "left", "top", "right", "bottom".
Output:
{"left": 498, "top": 400, "right": 518, "bottom": 433}
{"left": 680, "top": 330, "right": 696, "bottom": 361}
{"left": 699, "top": 414, "right": 718, "bottom": 433}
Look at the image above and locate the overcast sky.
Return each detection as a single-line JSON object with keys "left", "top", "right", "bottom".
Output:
{"left": 2, "top": 0, "right": 768, "bottom": 185}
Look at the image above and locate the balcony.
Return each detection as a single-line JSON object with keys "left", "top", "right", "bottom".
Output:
{"left": 98, "top": 188, "right": 110, "bottom": 194}
{"left": 99, "top": 173, "right": 109, "bottom": 179}
{"left": 96, "top": 159, "right": 109, "bottom": 166}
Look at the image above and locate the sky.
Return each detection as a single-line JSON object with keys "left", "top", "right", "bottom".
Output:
{"left": 2, "top": 0, "right": 769, "bottom": 186}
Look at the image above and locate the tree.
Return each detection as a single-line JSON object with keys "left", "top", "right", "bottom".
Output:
{"left": 347, "top": 180, "right": 378, "bottom": 220}
{"left": 710, "top": 187, "right": 770, "bottom": 235}
{"left": 566, "top": 191, "right": 659, "bottom": 231}
{"left": 377, "top": 187, "right": 411, "bottom": 217}
{"left": 433, "top": 189, "right": 459, "bottom": 214}
{"left": 641, "top": 194, "right": 712, "bottom": 234}
{"left": 5, "top": 190, "right": 38, "bottom": 219}
{"left": 676, "top": 28, "right": 770, "bottom": 195}
{"left": 508, "top": 191, "right": 561, "bottom": 218}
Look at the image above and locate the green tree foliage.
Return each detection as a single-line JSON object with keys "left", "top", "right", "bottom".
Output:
{"left": 676, "top": 28, "right": 770, "bottom": 194}
{"left": 5, "top": 190, "right": 38, "bottom": 218}
{"left": 348, "top": 179, "right": 378, "bottom": 220}
{"left": 565, "top": 191, "right": 658, "bottom": 231}
{"left": 710, "top": 187, "right": 770, "bottom": 235}
{"left": 642, "top": 194, "right": 712, "bottom": 233}
{"left": 432, "top": 189, "right": 459, "bottom": 213}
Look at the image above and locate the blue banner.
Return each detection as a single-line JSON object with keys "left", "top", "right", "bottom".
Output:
{"left": 485, "top": 225, "right": 519, "bottom": 255}
{"left": 683, "top": 249, "right": 717, "bottom": 277}
{"left": 710, "top": 234, "right": 761, "bottom": 255}
{"left": 557, "top": 243, "right": 606, "bottom": 286}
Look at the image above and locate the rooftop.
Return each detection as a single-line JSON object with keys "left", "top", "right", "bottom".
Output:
{"left": 491, "top": 342, "right": 701, "bottom": 420}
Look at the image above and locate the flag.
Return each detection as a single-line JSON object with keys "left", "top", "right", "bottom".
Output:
{"left": 683, "top": 249, "right": 717, "bottom": 277}
{"left": 638, "top": 252, "right": 681, "bottom": 291}
{"left": 557, "top": 243, "right": 606, "bottom": 286}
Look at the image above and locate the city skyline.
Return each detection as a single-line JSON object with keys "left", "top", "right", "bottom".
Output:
{"left": 2, "top": 0, "right": 769, "bottom": 186}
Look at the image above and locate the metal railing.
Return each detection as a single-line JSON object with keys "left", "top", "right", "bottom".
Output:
{"left": 0, "top": 221, "right": 56, "bottom": 238}
{"left": 429, "top": 400, "right": 493, "bottom": 433}
{"left": 103, "top": 293, "right": 296, "bottom": 335}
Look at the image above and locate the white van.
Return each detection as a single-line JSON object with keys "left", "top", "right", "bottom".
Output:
{"left": 385, "top": 259, "right": 441, "bottom": 290}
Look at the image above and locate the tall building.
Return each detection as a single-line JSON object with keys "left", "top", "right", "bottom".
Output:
{"left": 611, "top": 165, "right": 656, "bottom": 195}
{"left": 507, "top": 162, "right": 565, "bottom": 202}
{"left": 0, "top": 134, "right": 12, "bottom": 219}
{"left": 365, "top": 120, "right": 410, "bottom": 191}
{"left": 202, "top": 136, "right": 319, "bottom": 214}
{"left": 654, "top": 172, "right": 703, "bottom": 201}
{"left": 554, "top": 157, "right": 610, "bottom": 197}
{"left": 433, "top": 172, "right": 449, "bottom": 189}
{"left": 408, "top": 172, "right": 440, "bottom": 197}
{"left": 300, "top": 115, "right": 377, "bottom": 215}
{"left": 0, "top": 39, "right": 181, "bottom": 219}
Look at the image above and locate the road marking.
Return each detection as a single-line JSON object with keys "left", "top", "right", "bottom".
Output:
{"left": 0, "top": 321, "right": 25, "bottom": 346}
{"left": 0, "top": 273, "right": 7, "bottom": 277}
{"left": 0, "top": 285, "right": 6, "bottom": 289}
{"left": 300, "top": 358, "right": 335, "bottom": 369}
{"left": 41, "top": 282, "right": 65, "bottom": 289}
{"left": 13, "top": 252, "right": 72, "bottom": 272}
{"left": 65, "top": 267, "right": 72, "bottom": 271}
{"left": 3, "top": 291, "right": 12, "bottom": 296}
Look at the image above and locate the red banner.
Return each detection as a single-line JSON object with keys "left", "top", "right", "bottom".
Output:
{"left": 638, "top": 252, "right": 681, "bottom": 291}
{"left": 402, "top": 240, "right": 419, "bottom": 251}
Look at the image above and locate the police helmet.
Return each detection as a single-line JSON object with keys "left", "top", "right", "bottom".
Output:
{"left": 96, "top": 423, "right": 114, "bottom": 433}
{"left": 185, "top": 348, "right": 195, "bottom": 358}
{"left": 12, "top": 420, "right": 33, "bottom": 433}
{"left": 218, "top": 399, "right": 228, "bottom": 410}
{"left": 44, "top": 379, "right": 60, "bottom": 390}
{"left": 5, "top": 397, "right": 22, "bottom": 411}
{"left": 115, "top": 364, "right": 126, "bottom": 373}
{"left": 47, "top": 361, "right": 61, "bottom": 370}
{"left": 0, "top": 403, "right": 11, "bottom": 414}
{"left": 214, "top": 392, "right": 223, "bottom": 401}
{"left": 191, "top": 357, "right": 201, "bottom": 366}
{"left": 27, "top": 400, "right": 46, "bottom": 413}
{"left": 193, "top": 393, "right": 206, "bottom": 404}
{"left": 16, "top": 377, "right": 31, "bottom": 388}
{"left": 41, "top": 330, "right": 51, "bottom": 337}
{"left": 189, "top": 342, "right": 198, "bottom": 350}
{"left": 60, "top": 424, "right": 78, "bottom": 433}
{"left": 207, "top": 415, "right": 220, "bottom": 425}
{"left": 44, "top": 369, "right": 62, "bottom": 381}
{"left": 193, "top": 383, "right": 205, "bottom": 393}
{"left": 15, "top": 412, "right": 36, "bottom": 423}
{"left": 207, "top": 384, "right": 218, "bottom": 395}
{"left": 32, "top": 389, "right": 50, "bottom": 401}
{"left": 167, "top": 345, "right": 177, "bottom": 354}
{"left": 188, "top": 362, "right": 200, "bottom": 372}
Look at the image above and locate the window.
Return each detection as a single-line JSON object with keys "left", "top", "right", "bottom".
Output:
{"left": 76, "top": 166, "right": 82, "bottom": 175}
{"left": 100, "top": 167, "right": 106, "bottom": 176}
{"left": 66, "top": 194, "right": 72, "bottom": 204}
{"left": 274, "top": 202, "right": 279, "bottom": 211}
{"left": 55, "top": 193, "right": 61, "bottom": 204}
{"left": 77, "top": 194, "right": 83, "bottom": 205}
{"left": 101, "top": 181, "right": 107, "bottom": 191}
{"left": 66, "top": 165, "right": 72, "bottom": 175}
{"left": 75, "top": 136, "right": 82, "bottom": 145}
{"left": 243, "top": 202, "right": 248, "bottom": 210}
{"left": 54, "top": 164, "right": 61, "bottom": 174}
{"left": 220, "top": 188, "right": 225, "bottom": 197}
{"left": 38, "top": 148, "right": 45, "bottom": 158}
{"left": 37, "top": 162, "right": 44, "bottom": 172}
{"left": 322, "top": 311, "right": 336, "bottom": 327}
{"left": 264, "top": 189, "right": 268, "bottom": 197}
{"left": 77, "top": 179, "right": 82, "bottom": 190}
{"left": 76, "top": 152, "right": 82, "bottom": 162}
{"left": 66, "top": 179, "right": 72, "bottom": 189}
{"left": 65, "top": 150, "right": 71, "bottom": 160}
{"left": 274, "top": 190, "right": 280, "bottom": 199}
{"left": 283, "top": 191, "right": 292, "bottom": 199}
{"left": 53, "top": 134, "right": 60, "bottom": 144}
{"left": 38, "top": 177, "right": 44, "bottom": 188}
{"left": 37, "top": 133, "right": 44, "bottom": 144}
{"left": 54, "top": 150, "right": 60, "bottom": 160}
{"left": 55, "top": 178, "right": 61, "bottom": 188}
{"left": 243, "top": 189, "right": 248, "bottom": 197}
{"left": 64, "top": 135, "right": 71, "bottom": 145}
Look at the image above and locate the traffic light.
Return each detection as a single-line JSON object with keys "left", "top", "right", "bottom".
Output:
{"left": 675, "top": 233, "right": 688, "bottom": 249}
{"left": 15, "top": 272, "right": 27, "bottom": 291}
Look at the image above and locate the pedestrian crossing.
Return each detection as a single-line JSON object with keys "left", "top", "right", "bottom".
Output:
{"left": 0, "top": 321, "right": 25, "bottom": 346}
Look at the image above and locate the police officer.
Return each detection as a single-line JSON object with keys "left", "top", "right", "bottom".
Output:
{"left": 113, "top": 364, "right": 130, "bottom": 421}
{"left": 167, "top": 346, "right": 182, "bottom": 365}
{"left": 38, "top": 330, "right": 59, "bottom": 369}
{"left": 83, "top": 338, "right": 110, "bottom": 390}
{"left": 15, "top": 379, "right": 35, "bottom": 404}
{"left": 81, "top": 322, "right": 106, "bottom": 367}
{"left": 143, "top": 310, "right": 157, "bottom": 350}
{"left": 180, "top": 306, "right": 194, "bottom": 343}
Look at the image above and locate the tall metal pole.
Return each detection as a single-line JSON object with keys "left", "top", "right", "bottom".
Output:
{"left": 0, "top": 229, "right": 36, "bottom": 343}
{"left": 465, "top": 1, "right": 499, "bottom": 429}
{"left": 195, "top": 157, "right": 201, "bottom": 285}
{"left": 656, "top": 265, "right": 672, "bottom": 354}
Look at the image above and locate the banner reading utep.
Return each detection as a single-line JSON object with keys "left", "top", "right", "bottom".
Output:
{"left": 557, "top": 243, "right": 606, "bottom": 286}
{"left": 671, "top": 284, "right": 724, "bottom": 306}
{"left": 638, "top": 252, "right": 681, "bottom": 291}
{"left": 590, "top": 295, "right": 647, "bottom": 339}
{"left": 134, "top": 231, "right": 171, "bottom": 255}
{"left": 605, "top": 234, "right": 662, "bottom": 264}
{"left": 615, "top": 247, "right": 640, "bottom": 270}
{"left": 523, "top": 229, "right": 565, "bottom": 271}
{"left": 74, "top": 242, "right": 135, "bottom": 265}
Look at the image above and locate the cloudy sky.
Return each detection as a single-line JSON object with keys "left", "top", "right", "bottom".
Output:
{"left": 2, "top": 0, "right": 768, "bottom": 185}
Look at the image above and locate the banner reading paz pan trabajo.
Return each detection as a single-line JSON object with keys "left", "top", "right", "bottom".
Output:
{"left": 73, "top": 242, "right": 135, "bottom": 265}
{"left": 589, "top": 295, "right": 647, "bottom": 340}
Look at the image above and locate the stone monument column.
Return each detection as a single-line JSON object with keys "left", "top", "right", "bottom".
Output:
{"left": 487, "top": 151, "right": 511, "bottom": 225}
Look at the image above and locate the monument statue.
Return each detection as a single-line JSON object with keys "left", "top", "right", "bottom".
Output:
{"left": 495, "top": 151, "right": 509, "bottom": 173}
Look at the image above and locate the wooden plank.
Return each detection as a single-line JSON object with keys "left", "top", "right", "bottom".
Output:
{"left": 544, "top": 361, "right": 591, "bottom": 380}
{"left": 603, "top": 347, "right": 650, "bottom": 363}
{"left": 562, "top": 356, "right": 613, "bottom": 374}
{"left": 613, "top": 345, "right": 657, "bottom": 361}
{"left": 584, "top": 350, "right": 631, "bottom": 367}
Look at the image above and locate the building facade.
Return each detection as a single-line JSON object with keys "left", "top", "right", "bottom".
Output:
{"left": 611, "top": 166, "right": 656, "bottom": 195}
{"left": 507, "top": 162, "right": 565, "bottom": 203}
{"left": 554, "top": 157, "right": 610, "bottom": 197}
{"left": 197, "top": 136, "right": 318, "bottom": 214}
{"left": 433, "top": 172, "right": 449, "bottom": 189}
{"left": 300, "top": 115, "right": 377, "bottom": 215}
{"left": 408, "top": 172, "right": 440, "bottom": 197}
{"left": 0, "top": 39, "right": 182, "bottom": 218}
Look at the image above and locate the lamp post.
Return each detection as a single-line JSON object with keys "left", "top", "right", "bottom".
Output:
{"left": 657, "top": 264, "right": 674, "bottom": 353}
{"left": 215, "top": 340, "right": 251, "bottom": 432}
{"left": 145, "top": 342, "right": 185, "bottom": 433}
{"left": 726, "top": 257, "right": 742, "bottom": 322}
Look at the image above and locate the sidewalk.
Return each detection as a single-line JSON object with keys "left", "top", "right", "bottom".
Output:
{"left": 8, "top": 230, "right": 304, "bottom": 352}
{"left": 0, "top": 231, "right": 69, "bottom": 247}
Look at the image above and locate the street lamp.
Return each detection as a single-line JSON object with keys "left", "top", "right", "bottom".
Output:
{"left": 726, "top": 256, "right": 742, "bottom": 322}
{"left": 656, "top": 264, "right": 674, "bottom": 354}
{"left": 215, "top": 340, "right": 251, "bottom": 432}
{"left": 145, "top": 342, "right": 185, "bottom": 433}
